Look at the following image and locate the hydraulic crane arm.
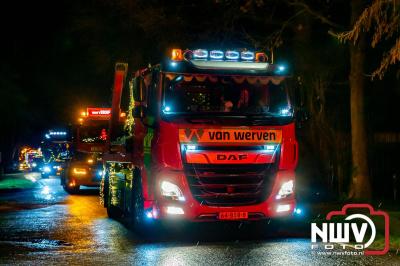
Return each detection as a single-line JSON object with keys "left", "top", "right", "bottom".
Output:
{"left": 109, "top": 62, "right": 128, "bottom": 145}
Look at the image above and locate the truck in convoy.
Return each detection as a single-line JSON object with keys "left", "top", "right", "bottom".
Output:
{"left": 100, "top": 48, "right": 298, "bottom": 228}
{"left": 18, "top": 147, "right": 42, "bottom": 172}
{"left": 61, "top": 108, "right": 115, "bottom": 194}
{"left": 41, "top": 130, "right": 71, "bottom": 178}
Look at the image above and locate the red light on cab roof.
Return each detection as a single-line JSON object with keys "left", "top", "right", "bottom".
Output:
{"left": 87, "top": 107, "right": 111, "bottom": 116}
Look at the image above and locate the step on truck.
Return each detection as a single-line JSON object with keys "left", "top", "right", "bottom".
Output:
{"left": 101, "top": 48, "right": 298, "bottom": 227}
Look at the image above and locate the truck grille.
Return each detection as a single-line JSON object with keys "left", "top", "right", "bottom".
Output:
{"left": 184, "top": 163, "right": 276, "bottom": 206}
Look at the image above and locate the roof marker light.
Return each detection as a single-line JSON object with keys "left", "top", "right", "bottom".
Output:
{"left": 209, "top": 50, "right": 224, "bottom": 60}
{"left": 193, "top": 49, "right": 208, "bottom": 60}
{"left": 171, "top": 49, "right": 183, "bottom": 61}
{"left": 240, "top": 51, "right": 255, "bottom": 61}
{"left": 225, "top": 50, "right": 240, "bottom": 60}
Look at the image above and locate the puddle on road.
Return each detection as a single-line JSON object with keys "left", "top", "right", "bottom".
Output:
{"left": 0, "top": 238, "right": 73, "bottom": 250}
{"left": 0, "top": 202, "right": 51, "bottom": 212}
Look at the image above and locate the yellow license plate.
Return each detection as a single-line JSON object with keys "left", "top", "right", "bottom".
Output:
{"left": 218, "top": 212, "right": 248, "bottom": 220}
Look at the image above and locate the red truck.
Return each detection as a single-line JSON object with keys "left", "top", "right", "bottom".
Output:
{"left": 61, "top": 108, "right": 114, "bottom": 194}
{"left": 100, "top": 49, "right": 298, "bottom": 228}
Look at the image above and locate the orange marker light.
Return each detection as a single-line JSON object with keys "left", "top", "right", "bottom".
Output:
{"left": 81, "top": 111, "right": 87, "bottom": 117}
{"left": 171, "top": 49, "right": 183, "bottom": 61}
{"left": 255, "top": 52, "right": 268, "bottom": 62}
{"left": 73, "top": 168, "right": 87, "bottom": 175}
{"left": 120, "top": 112, "right": 126, "bottom": 117}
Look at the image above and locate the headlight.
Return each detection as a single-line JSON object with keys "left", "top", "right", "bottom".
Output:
{"left": 275, "top": 180, "right": 294, "bottom": 200}
{"left": 160, "top": 181, "right": 185, "bottom": 201}
{"left": 43, "top": 166, "right": 51, "bottom": 173}
{"left": 73, "top": 168, "right": 87, "bottom": 175}
{"left": 263, "top": 144, "right": 277, "bottom": 154}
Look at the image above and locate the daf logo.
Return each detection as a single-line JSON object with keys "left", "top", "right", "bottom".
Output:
{"left": 216, "top": 154, "right": 248, "bottom": 161}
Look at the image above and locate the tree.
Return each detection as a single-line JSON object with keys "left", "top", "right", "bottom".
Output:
{"left": 241, "top": 0, "right": 372, "bottom": 199}
{"left": 345, "top": 0, "right": 372, "bottom": 200}
{"left": 339, "top": 0, "right": 400, "bottom": 79}
{"left": 339, "top": 0, "right": 400, "bottom": 199}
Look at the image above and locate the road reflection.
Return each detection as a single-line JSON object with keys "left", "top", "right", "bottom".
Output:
{"left": 25, "top": 172, "right": 40, "bottom": 182}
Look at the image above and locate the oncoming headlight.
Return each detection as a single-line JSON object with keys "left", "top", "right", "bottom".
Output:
{"left": 276, "top": 180, "right": 294, "bottom": 200}
{"left": 43, "top": 166, "right": 51, "bottom": 173}
{"left": 160, "top": 181, "right": 185, "bottom": 201}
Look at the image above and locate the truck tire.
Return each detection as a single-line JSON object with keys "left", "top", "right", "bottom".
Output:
{"left": 127, "top": 169, "right": 146, "bottom": 231}
{"left": 63, "top": 185, "right": 80, "bottom": 194}
{"left": 106, "top": 175, "right": 122, "bottom": 219}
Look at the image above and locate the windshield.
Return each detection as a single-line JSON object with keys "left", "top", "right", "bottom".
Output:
{"left": 41, "top": 142, "right": 72, "bottom": 162}
{"left": 162, "top": 74, "right": 291, "bottom": 117}
{"left": 78, "top": 124, "right": 109, "bottom": 144}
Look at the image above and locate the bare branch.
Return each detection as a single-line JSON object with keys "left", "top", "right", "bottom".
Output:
{"left": 337, "top": 0, "right": 397, "bottom": 44}
{"left": 372, "top": 37, "right": 400, "bottom": 79}
{"left": 338, "top": 0, "right": 400, "bottom": 79}
{"left": 241, "top": 8, "right": 306, "bottom": 51}
{"left": 287, "top": 0, "right": 343, "bottom": 29}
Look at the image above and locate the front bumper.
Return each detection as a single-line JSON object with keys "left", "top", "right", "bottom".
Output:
{"left": 150, "top": 198, "right": 296, "bottom": 222}
{"left": 147, "top": 169, "right": 296, "bottom": 222}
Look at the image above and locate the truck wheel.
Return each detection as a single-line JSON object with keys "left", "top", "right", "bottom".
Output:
{"left": 127, "top": 169, "right": 146, "bottom": 231}
{"left": 60, "top": 170, "right": 66, "bottom": 186}
{"left": 106, "top": 177, "right": 122, "bottom": 219}
{"left": 63, "top": 185, "right": 80, "bottom": 194}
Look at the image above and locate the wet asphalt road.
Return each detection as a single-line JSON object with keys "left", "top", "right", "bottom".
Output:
{"left": 0, "top": 173, "right": 399, "bottom": 265}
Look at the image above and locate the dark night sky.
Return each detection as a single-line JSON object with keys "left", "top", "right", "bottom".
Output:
{"left": 0, "top": 0, "right": 399, "bottom": 159}
{"left": 2, "top": 1, "right": 116, "bottom": 135}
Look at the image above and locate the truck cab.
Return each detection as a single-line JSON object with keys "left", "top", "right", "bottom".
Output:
{"left": 61, "top": 108, "right": 111, "bottom": 194}
{"left": 40, "top": 130, "right": 71, "bottom": 178}
{"left": 101, "top": 49, "right": 298, "bottom": 226}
